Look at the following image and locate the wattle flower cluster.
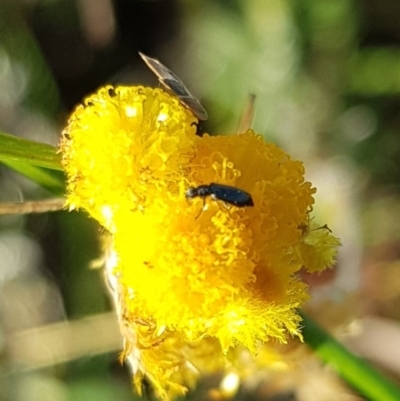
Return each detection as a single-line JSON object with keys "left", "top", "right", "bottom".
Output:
{"left": 59, "top": 85, "right": 340, "bottom": 400}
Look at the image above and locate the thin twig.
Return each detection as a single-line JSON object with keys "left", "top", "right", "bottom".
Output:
{"left": 0, "top": 198, "right": 65, "bottom": 215}
{"left": 8, "top": 312, "right": 120, "bottom": 370}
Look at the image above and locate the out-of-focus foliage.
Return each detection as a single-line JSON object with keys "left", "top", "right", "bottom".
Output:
{"left": 1, "top": 0, "right": 400, "bottom": 400}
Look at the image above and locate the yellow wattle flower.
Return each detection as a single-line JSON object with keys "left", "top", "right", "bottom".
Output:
{"left": 60, "top": 85, "right": 197, "bottom": 228}
{"left": 59, "top": 85, "right": 340, "bottom": 400}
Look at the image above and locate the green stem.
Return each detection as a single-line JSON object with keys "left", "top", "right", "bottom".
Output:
{"left": 0, "top": 131, "right": 62, "bottom": 171}
{"left": 1, "top": 159, "right": 65, "bottom": 195}
{"left": 301, "top": 312, "right": 400, "bottom": 401}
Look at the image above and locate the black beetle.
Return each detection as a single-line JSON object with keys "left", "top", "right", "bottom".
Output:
{"left": 185, "top": 183, "right": 254, "bottom": 207}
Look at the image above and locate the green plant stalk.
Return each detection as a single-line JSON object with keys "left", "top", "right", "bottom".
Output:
{"left": 300, "top": 312, "right": 400, "bottom": 401}
{"left": 0, "top": 131, "right": 62, "bottom": 171}
{"left": 1, "top": 159, "right": 65, "bottom": 195}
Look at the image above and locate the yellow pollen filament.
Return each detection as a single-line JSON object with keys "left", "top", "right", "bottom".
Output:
{"left": 157, "top": 112, "right": 168, "bottom": 122}
{"left": 101, "top": 205, "right": 114, "bottom": 227}
{"left": 125, "top": 105, "right": 138, "bottom": 117}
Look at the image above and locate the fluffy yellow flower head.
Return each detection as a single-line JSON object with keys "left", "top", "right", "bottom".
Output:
{"left": 60, "top": 85, "right": 340, "bottom": 399}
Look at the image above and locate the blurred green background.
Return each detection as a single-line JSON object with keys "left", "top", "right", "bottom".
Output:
{"left": 1, "top": 0, "right": 400, "bottom": 400}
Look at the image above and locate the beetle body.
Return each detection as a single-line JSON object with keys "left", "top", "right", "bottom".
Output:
{"left": 185, "top": 183, "right": 254, "bottom": 207}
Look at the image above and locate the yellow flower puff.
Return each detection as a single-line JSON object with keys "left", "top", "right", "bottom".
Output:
{"left": 59, "top": 85, "right": 340, "bottom": 400}
{"left": 60, "top": 85, "right": 198, "bottom": 231}
{"left": 297, "top": 222, "right": 341, "bottom": 273}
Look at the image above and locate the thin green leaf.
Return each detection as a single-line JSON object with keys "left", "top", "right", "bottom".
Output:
{"left": 1, "top": 159, "right": 65, "bottom": 195}
{"left": 301, "top": 312, "right": 400, "bottom": 401}
{"left": 0, "top": 131, "right": 62, "bottom": 171}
